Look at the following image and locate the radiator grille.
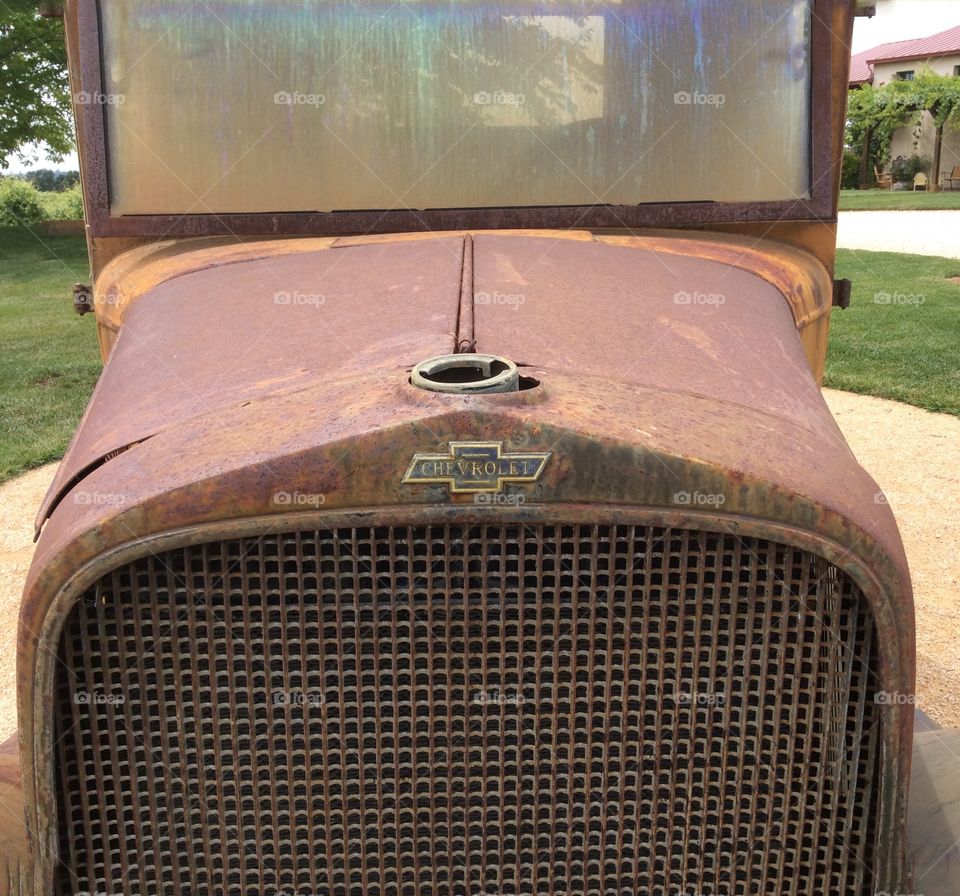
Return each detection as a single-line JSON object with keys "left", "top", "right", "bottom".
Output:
{"left": 53, "top": 524, "right": 882, "bottom": 896}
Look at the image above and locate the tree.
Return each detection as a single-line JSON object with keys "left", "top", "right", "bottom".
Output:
{"left": 846, "top": 81, "right": 917, "bottom": 186}
{"left": 846, "top": 71, "right": 960, "bottom": 188}
{"left": 21, "top": 167, "right": 78, "bottom": 190}
{"left": 909, "top": 71, "right": 960, "bottom": 188}
{"left": 0, "top": 1, "right": 73, "bottom": 169}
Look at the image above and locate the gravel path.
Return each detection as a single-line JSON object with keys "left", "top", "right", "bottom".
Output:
{"left": 838, "top": 210, "right": 960, "bottom": 258}
{"left": 0, "top": 390, "right": 957, "bottom": 736}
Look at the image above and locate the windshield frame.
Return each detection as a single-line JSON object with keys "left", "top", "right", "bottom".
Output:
{"left": 74, "top": 0, "right": 844, "bottom": 238}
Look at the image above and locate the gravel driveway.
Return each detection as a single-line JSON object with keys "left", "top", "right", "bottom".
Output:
{"left": 838, "top": 210, "right": 960, "bottom": 258}
{"left": 0, "top": 388, "right": 958, "bottom": 737}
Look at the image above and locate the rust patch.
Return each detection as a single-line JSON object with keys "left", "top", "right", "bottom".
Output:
{"left": 36, "top": 236, "right": 467, "bottom": 533}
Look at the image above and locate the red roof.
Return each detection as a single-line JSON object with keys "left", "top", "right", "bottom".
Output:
{"left": 866, "top": 24, "right": 960, "bottom": 65}
{"left": 850, "top": 24, "right": 960, "bottom": 86}
{"left": 850, "top": 49, "right": 873, "bottom": 85}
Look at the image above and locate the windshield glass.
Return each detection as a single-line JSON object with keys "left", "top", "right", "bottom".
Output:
{"left": 99, "top": 0, "right": 812, "bottom": 215}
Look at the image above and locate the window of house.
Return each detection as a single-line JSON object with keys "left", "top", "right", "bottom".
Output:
{"left": 953, "top": 64, "right": 960, "bottom": 77}
{"left": 894, "top": 70, "right": 916, "bottom": 81}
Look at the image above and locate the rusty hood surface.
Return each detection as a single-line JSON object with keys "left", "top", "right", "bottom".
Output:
{"left": 36, "top": 230, "right": 837, "bottom": 532}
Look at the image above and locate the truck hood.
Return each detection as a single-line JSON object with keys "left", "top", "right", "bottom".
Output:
{"left": 37, "top": 230, "right": 835, "bottom": 532}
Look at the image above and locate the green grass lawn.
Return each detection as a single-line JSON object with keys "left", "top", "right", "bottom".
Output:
{"left": 828, "top": 248, "right": 960, "bottom": 415}
{"left": 0, "top": 229, "right": 957, "bottom": 486}
{"left": 839, "top": 189, "right": 960, "bottom": 211}
{"left": 0, "top": 227, "right": 100, "bottom": 483}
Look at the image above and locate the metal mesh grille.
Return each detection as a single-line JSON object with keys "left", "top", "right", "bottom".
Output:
{"left": 53, "top": 524, "right": 882, "bottom": 896}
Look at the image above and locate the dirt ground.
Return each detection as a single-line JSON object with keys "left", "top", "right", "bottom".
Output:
{"left": 0, "top": 389, "right": 957, "bottom": 738}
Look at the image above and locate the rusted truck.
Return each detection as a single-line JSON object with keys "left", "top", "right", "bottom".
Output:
{"left": 3, "top": 1, "right": 958, "bottom": 894}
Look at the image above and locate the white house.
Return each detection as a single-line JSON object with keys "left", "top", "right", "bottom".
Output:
{"left": 850, "top": 24, "right": 960, "bottom": 184}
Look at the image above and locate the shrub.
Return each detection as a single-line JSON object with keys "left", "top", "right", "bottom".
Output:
{"left": 890, "top": 153, "right": 930, "bottom": 184}
{"left": 45, "top": 184, "right": 85, "bottom": 220}
{"left": 841, "top": 151, "right": 861, "bottom": 189}
{"left": 0, "top": 179, "right": 47, "bottom": 226}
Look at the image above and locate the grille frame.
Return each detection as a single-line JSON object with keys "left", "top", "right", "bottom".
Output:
{"left": 22, "top": 506, "right": 913, "bottom": 896}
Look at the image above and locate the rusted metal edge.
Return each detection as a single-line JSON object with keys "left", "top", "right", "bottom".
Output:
{"left": 83, "top": 201, "right": 841, "bottom": 240}
{"left": 33, "top": 442, "right": 140, "bottom": 543}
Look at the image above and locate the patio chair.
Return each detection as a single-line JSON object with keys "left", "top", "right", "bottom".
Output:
{"left": 941, "top": 165, "right": 960, "bottom": 190}
{"left": 874, "top": 165, "right": 893, "bottom": 189}
{"left": 913, "top": 172, "right": 928, "bottom": 191}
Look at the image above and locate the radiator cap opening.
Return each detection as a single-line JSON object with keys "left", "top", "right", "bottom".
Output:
{"left": 411, "top": 353, "right": 520, "bottom": 394}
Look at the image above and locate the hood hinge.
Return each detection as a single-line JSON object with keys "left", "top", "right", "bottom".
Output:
{"left": 833, "top": 279, "right": 852, "bottom": 310}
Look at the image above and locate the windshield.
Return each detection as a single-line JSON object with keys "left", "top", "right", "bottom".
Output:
{"left": 99, "top": 0, "right": 812, "bottom": 215}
